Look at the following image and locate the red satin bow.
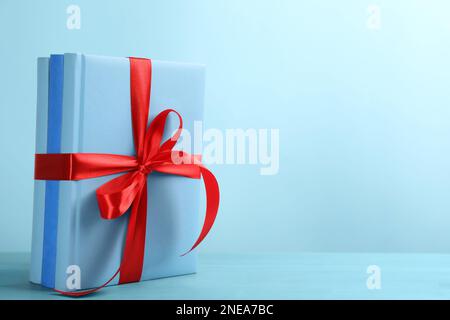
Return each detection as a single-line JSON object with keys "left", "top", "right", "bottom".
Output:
{"left": 34, "top": 57, "right": 220, "bottom": 296}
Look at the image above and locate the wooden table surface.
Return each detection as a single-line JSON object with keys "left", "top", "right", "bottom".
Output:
{"left": 1, "top": 252, "right": 450, "bottom": 299}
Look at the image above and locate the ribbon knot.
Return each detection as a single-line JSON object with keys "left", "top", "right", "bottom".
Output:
{"left": 138, "top": 164, "right": 151, "bottom": 175}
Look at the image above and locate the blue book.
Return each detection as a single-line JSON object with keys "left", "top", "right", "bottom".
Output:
{"left": 30, "top": 57, "right": 50, "bottom": 285}
{"left": 31, "top": 54, "right": 206, "bottom": 291}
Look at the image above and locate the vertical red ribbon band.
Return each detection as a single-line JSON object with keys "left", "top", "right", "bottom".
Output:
{"left": 34, "top": 58, "right": 220, "bottom": 296}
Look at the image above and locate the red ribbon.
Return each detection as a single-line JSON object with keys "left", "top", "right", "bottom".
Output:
{"left": 34, "top": 57, "right": 220, "bottom": 296}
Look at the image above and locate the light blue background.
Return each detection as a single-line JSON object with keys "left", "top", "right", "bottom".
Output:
{"left": 1, "top": 0, "right": 450, "bottom": 254}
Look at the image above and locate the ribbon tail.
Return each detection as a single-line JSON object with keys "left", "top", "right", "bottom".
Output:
{"left": 182, "top": 167, "right": 220, "bottom": 256}
{"left": 53, "top": 267, "right": 121, "bottom": 297}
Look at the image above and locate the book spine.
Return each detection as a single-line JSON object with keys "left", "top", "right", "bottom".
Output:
{"left": 30, "top": 57, "right": 50, "bottom": 284}
{"left": 54, "top": 53, "right": 84, "bottom": 291}
{"left": 40, "top": 55, "right": 64, "bottom": 288}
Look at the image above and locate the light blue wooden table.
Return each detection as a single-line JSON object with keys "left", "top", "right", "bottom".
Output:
{"left": 1, "top": 252, "right": 450, "bottom": 299}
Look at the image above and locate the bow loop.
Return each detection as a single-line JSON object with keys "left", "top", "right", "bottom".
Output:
{"left": 96, "top": 171, "right": 146, "bottom": 220}
{"left": 143, "top": 109, "right": 183, "bottom": 162}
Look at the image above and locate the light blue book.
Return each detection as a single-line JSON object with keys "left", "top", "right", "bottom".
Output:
{"left": 31, "top": 53, "right": 206, "bottom": 291}
{"left": 30, "top": 57, "right": 50, "bottom": 285}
